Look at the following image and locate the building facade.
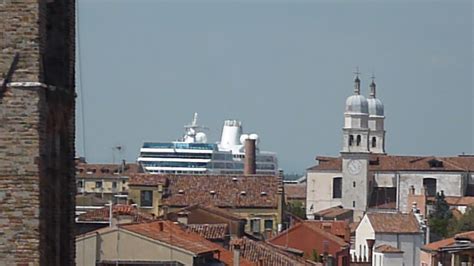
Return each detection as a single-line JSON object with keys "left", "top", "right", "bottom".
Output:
{"left": 0, "top": 1, "right": 76, "bottom": 265}
{"left": 306, "top": 75, "right": 474, "bottom": 221}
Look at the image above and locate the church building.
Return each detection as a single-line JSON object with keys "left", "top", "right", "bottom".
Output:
{"left": 306, "top": 74, "right": 474, "bottom": 221}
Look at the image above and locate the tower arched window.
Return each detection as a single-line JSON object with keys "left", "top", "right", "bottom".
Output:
{"left": 371, "top": 137, "right": 377, "bottom": 148}
{"left": 356, "top": 135, "right": 361, "bottom": 146}
{"left": 349, "top": 135, "right": 354, "bottom": 146}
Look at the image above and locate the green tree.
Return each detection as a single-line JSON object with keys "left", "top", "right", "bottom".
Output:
{"left": 429, "top": 191, "right": 452, "bottom": 238}
{"left": 311, "top": 249, "right": 321, "bottom": 262}
{"left": 448, "top": 207, "right": 474, "bottom": 236}
{"left": 287, "top": 201, "right": 306, "bottom": 220}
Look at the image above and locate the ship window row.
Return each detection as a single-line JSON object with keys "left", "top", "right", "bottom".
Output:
{"left": 140, "top": 152, "right": 212, "bottom": 159}
{"left": 143, "top": 142, "right": 217, "bottom": 150}
{"left": 213, "top": 153, "right": 234, "bottom": 160}
{"left": 143, "top": 161, "right": 209, "bottom": 168}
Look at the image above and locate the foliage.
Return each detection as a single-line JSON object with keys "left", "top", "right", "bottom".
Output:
{"left": 287, "top": 201, "right": 306, "bottom": 220}
{"left": 311, "top": 249, "right": 321, "bottom": 262}
{"left": 448, "top": 206, "right": 474, "bottom": 236}
{"left": 429, "top": 191, "right": 452, "bottom": 238}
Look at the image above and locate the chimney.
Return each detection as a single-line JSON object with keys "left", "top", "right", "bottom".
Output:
{"left": 177, "top": 211, "right": 189, "bottom": 225}
{"left": 244, "top": 138, "right": 256, "bottom": 175}
{"left": 366, "top": 239, "right": 375, "bottom": 262}
{"left": 233, "top": 244, "right": 240, "bottom": 266}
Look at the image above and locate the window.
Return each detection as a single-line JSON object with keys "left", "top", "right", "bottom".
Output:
{"left": 356, "top": 135, "right": 361, "bottom": 146}
{"left": 250, "top": 219, "right": 261, "bottom": 234}
{"left": 264, "top": 219, "right": 273, "bottom": 230}
{"left": 140, "top": 190, "right": 153, "bottom": 207}
{"left": 77, "top": 181, "right": 83, "bottom": 188}
{"left": 423, "top": 178, "right": 437, "bottom": 197}
{"left": 95, "top": 181, "right": 102, "bottom": 188}
{"left": 371, "top": 137, "right": 377, "bottom": 148}
{"left": 353, "top": 201, "right": 356, "bottom": 208}
{"left": 349, "top": 135, "right": 354, "bottom": 146}
{"left": 353, "top": 181, "right": 356, "bottom": 188}
{"left": 112, "top": 181, "right": 117, "bottom": 189}
{"left": 332, "top": 177, "right": 342, "bottom": 198}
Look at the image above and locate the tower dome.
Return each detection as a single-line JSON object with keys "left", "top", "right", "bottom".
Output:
{"left": 345, "top": 76, "right": 369, "bottom": 114}
{"left": 367, "top": 80, "right": 384, "bottom": 116}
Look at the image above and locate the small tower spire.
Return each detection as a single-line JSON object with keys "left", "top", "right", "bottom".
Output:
{"left": 369, "top": 74, "right": 376, "bottom": 98}
{"left": 353, "top": 67, "right": 361, "bottom": 95}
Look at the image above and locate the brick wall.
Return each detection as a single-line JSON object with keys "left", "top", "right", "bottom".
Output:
{"left": 0, "top": 0, "right": 75, "bottom": 265}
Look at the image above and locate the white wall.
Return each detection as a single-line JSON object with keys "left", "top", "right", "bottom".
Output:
{"left": 306, "top": 170, "right": 342, "bottom": 218}
{"left": 398, "top": 172, "right": 464, "bottom": 213}
{"left": 373, "top": 233, "right": 422, "bottom": 266}
{"left": 373, "top": 252, "right": 404, "bottom": 266}
{"left": 355, "top": 215, "right": 375, "bottom": 259}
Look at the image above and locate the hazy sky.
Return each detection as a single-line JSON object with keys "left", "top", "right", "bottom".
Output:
{"left": 76, "top": 0, "right": 473, "bottom": 173}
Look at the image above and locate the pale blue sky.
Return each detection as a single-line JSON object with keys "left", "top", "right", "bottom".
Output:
{"left": 76, "top": 0, "right": 473, "bottom": 173}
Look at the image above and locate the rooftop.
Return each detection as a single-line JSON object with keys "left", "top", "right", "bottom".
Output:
{"left": 284, "top": 184, "right": 306, "bottom": 199}
{"left": 365, "top": 212, "right": 421, "bottom": 234}
{"left": 76, "top": 162, "right": 141, "bottom": 178}
{"left": 159, "top": 175, "right": 282, "bottom": 208}
{"left": 121, "top": 221, "right": 218, "bottom": 255}
{"left": 374, "top": 244, "right": 403, "bottom": 254}
{"left": 231, "top": 237, "right": 314, "bottom": 266}
{"left": 309, "top": 155, "right": 474, "bottom": 172}
{"left": 186, "top": 224, "right": 228, "bottom": 241}
{"left": 77, "top": 204, "right": 155, "bottom": 223}
{"left": 422, "top": 231, "right": 474, "bottom": 252}
{"left": 314, "top": 206, "right": 353, "bottom": 219}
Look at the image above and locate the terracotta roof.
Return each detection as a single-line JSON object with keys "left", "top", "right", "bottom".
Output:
{"left": 76, "top": 162, "right": 141, "bottom": 178}
{"left": 422, "top": 231, "right": 474, "bottom": 253}
{"left": 77, "top": 204, "right": 155, "bottom": 223}
{"left": 186, "top": 224, "right": 228, "bottom": 240}
{"left": 427, "top": 196, "right": 474, "bottom": 206}
{"left": 349, "top": 221, "right": 360, "bottom": 234}
{"left": 231, "top": 237, "right": 313, "bottom": 266}
{"left": 314, "top": 206, "right": 353, "bottom": 219}
{"left": 269, "top": 221, "right": 349, "bottom": 251}
{"left": 284, "top": 184, "right": 306, "bottom": 199}
{"left": 160, "top": 175, "right": 281, "bottom": 208}
{"left": 121, "top": 221, "right": 218, "bottom": 255}
{"left": 128, "top": 174, "right": 169, "bottom": 186}
{"left": 455, "top": 231, "right": 474, "bottom": 242}
{"left": 366, "top": 212, "right": 421, "bottom": 234}
{"left": 174, "top": 204, "right": 245, "bottom": 221}
{"left": 308, "top": 155, "right": 474, "bottom": 172}
{"left": 303, "top": 221, "right": 350, "bottom": 242}
{"left": 374, "top": 244, "right": 403, "bottom": 254}
{"left": 422, "top": 237, "right": 456, "bottom": 252}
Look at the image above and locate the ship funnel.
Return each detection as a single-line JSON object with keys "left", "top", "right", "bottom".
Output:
{"left": 220, "top": 120, "right": 242, "bottom": 148}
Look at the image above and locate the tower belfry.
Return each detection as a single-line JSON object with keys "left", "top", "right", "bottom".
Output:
{"left": 367, "top": 75, "right": 386, "bottom": 154}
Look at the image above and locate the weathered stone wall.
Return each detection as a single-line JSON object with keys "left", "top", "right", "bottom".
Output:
{"left": 0, "top": 0, "right": 75, "bottom": 265}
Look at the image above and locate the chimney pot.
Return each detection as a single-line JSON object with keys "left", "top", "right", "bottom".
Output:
{"left": 244, "top": 138, "right": 256, "bottom": 175}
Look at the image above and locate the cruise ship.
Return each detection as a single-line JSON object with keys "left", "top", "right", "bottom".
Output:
{"left": 137, "top": 113, "right": 278, "bottom": 175}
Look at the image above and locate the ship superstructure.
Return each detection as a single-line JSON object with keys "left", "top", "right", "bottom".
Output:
{"left": 137, "top": 113, "right": 278, "bottom": 175}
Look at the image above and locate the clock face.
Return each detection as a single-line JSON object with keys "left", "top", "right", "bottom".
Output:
{"left": 348, "top": 160, "right": 362, "bottom": 175}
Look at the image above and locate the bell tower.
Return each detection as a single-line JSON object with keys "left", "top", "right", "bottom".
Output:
{"left": 341, "top": 72, "right": 371, "bottom": 221}
{"left": 0, "top": 1, "right": 76, "bottom": 265}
